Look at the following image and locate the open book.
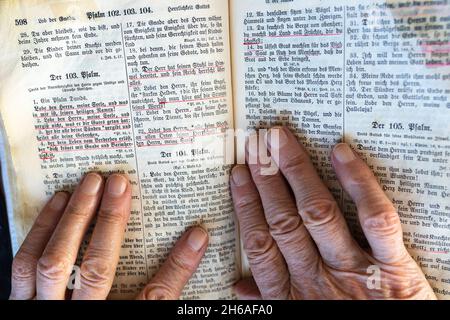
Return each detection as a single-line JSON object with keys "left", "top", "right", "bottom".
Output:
{"left": 0, "top": 0, "right": 449, "bottom": 299}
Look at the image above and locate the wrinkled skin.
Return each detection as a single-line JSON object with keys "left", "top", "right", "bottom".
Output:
{"left": 230, "top": 127, "right": 436, "bottom": 300}
{"left": 10, "top": 173, "right": 208, "bottom": 300}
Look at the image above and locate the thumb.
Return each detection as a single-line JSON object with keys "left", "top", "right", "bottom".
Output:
{"left": 234, "top": 277, "right": 262, "bottom": 300}
{"left": 136, "top": 227, "right": 209, "bottom": 300}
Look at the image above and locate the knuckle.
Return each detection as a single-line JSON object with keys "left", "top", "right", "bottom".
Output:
{"left": 348, "top": 169, "right": 374, "bottom": 188}
{"left": 167, "top": 251, "right": 195, "bottom": 273}
{"left": 252, "top": 171, "right": 278, "bottom": 185}
{"left": 380, "top": 262, "right": 431, "bottom": 298}
{"left": 267, "top": 208, "right": 303, "bottom": 237}
{"left": 363, "top": 210, "right": 401, "bottom": 236}
{"left": 80, "top": 258, "right": 112, "bottom": 288}
{"left": 65, "top": 201, "right": 92, "bottom": 218}
{"left": 32, "top": 218, "right": 54, "bottom": 233}
{"left": 233, "top": 193, "right": 260, "bottom": 213}
{"left": 260, "top": 281, "right": 289, "bottom": 300}
{"left": 141, "top": 283, "right": 174, "bottom": 300}
{"left": 12, "top": 252, "right": 36, "bottom": 282}
{"left": 37, "top": 254, "right": 72, "bottom": 281}
{"left": 243, "top": 229, "right": 276, "bottom": 260}
{"left": 299, "top": 198, "right": 339, "bottom": 228}
{"left": 280, "top": 152, "right": 309, "bottom": 176}
{"left": 97, "top": 207, "right": 127, "bottom": 225}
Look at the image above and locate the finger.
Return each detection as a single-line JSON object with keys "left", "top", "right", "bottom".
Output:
{"left": 137, "top": 227, "right": 208, "bottom": 300}
{"left": 234, "top": 277, "right": 262, "bottom": 300}
{"left": 10, "top": 192, "right": 69, "bottom": 300}
{"left": 266, "top": 127, "right": 365, "bottom": 268}
{"left": 331, "top": 143, "right": 410, "bottom": 264}
{"left": 230, "top": 165, "right": 290, "bottom": 299}
{"left": 72, "top": 174, "right": 131, "bottom": 300}
{"left": 36, "top": 172, "right": 104, "bottom": 300}
{"left": 246, "top": 136, "right": 320, "bottom": 280}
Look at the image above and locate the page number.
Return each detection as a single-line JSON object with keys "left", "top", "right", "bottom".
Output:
{"left": 15, "top": 19, "right": 27, "bottom": 26}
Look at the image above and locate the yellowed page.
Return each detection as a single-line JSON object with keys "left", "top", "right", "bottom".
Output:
{"left": 0, "top": 0, "right": 239, "bottom": 299}
{"left": 231, "top": 0, "right": 450, "bottom": 299}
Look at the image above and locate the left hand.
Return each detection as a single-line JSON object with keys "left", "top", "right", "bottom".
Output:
{"left": 9, "top": 173, "right": 208, "bottom": 300}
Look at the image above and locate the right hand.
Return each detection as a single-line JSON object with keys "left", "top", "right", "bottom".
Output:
{"left": 230, "top": 127, "right": 436, "bottom": 300}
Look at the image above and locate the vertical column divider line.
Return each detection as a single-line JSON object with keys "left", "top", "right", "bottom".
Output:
{"left": 341, "top": 6, "right": 346, "bottom": 208}
{"left": 120, "top": 22, "right": 149, "bottom": 282}
{"left": 343, "top": 5, "right": 346, "bottom": 144}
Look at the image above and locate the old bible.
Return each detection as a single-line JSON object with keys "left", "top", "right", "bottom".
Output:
{"left": 0, "top": 0, "right": 449, "bottom": 299}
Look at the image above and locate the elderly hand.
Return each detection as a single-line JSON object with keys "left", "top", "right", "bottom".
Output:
{"left": 230, "top": 127, "right": 436, "bottom": 300}
{"left": 9, "top": 173, "right": 208, "bottom": 300}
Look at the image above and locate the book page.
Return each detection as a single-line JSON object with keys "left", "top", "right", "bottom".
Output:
{"left": 231, "top": 0, "right": 450, "bottom": 298}
{"left": 0, "top": 0, "right": 239, "bottom": 299}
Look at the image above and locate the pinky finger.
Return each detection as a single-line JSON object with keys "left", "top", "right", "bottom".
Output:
{"left": 10, "top": 192, "right": 69, "bottom": 300}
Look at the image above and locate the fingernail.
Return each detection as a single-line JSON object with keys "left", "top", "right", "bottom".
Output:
{"left": 268, "top": 126, "right": 288, "bottom": 150}
{"left": 50, "top": 192, "right": 68, "bottom": 210}
{"left": 107, "top": 174, "right": 128, "bottom": 196}
{"left": 333, "top": 143, "right": 356, "bottom": 164}
{"left": 187, "top": 227, "right": 208, "bottom": 251}
{"left": 231, "top": 165, "right": 251, "bottom": 186}
{"left": 80, "top": 173, "right": 102, "bottom": 195}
